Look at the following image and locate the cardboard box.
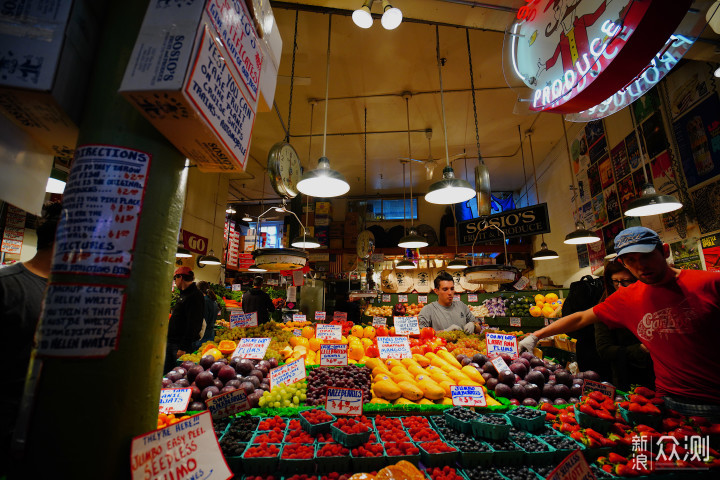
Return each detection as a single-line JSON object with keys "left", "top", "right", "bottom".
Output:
{"left": 0, "top": 0, "right": 100, "bottom": 163}
{"left": 120, "top": 0, "right": 265, "bottom": 172}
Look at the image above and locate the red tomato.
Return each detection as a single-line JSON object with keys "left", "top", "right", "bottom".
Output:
{"left": 411, "top": 346, "right": 425, "bottom": 355}
{"left": 420, "top": 327, "right": 435, "bottom": 340}
{"left": 366, "top": 344, "right": 379, "bottom": 357}
{"left": 375, "top": 325, "right": 389, "bottom": 337}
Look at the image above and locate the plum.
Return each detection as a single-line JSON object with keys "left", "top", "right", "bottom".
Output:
{"left": 473, "top": 354, "right": 488, "bottom": 365}
{"left": 187, "top": 364, "right": 204, "bottom": 383}
{"left": 199, "top": 355, "right": 215, "bottom": 370}
{"left": 201, "top": 386, "right": 220, "bottom": 400}
{"left": 236, "top": 359, "right": 254, "bottom": 375}
{"left": 195, "top": 371, "right": 215, "bottom": 389}
{"left": 218, "top": 365, "right": 237, "bottom": 383}
{"left": 522, "top": 398, "right": 538, "bottom": 407}
{"left": 498, "top": 370, "right": 515, "bottom": 386}
{"left": 188, "top": 401, "right": 206, "bottom": 411}
{"left": 180, "top": 360, "right": 196, "bottom": 370}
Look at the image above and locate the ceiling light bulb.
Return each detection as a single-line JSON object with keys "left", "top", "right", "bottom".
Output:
{"left": 198, "top": 250, "right": 222, "bottom": 266}
{"left": 398, "top": 228, "right": 428, "bottom": 248}
{"left": 274, "top": 206, "right": 285, "bottom": 213}
{"left": 381, "top": 0, "right": 402, "bottom": 29}
{"left": 624, "top": 183, "right": 682, "bottom": 217}
{"left": 297, "top": 156, "right": 350, "bottom": 197}
{"left": 226, "top": 207, "right": 236, "bottom": 214}
{"left": 425, "top": 166, "right": 476, "bottom": 204}
{"left": 715, "top": 65, "right": 720, "bottom": 78}
{"left": 352, "top": 1, "right": 373, "bottom": 28}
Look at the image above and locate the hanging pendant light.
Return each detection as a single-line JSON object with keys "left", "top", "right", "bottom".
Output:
{"left": 352, "top": 0, "right": 374, "bottom": 28}
{"left": 247, "top": 264, "right": 267, "bottom": 273}
{"left": 527, "top": 132, "right": 559, "bottom": 261}
{"left": 425, "top": 26, "right": 475, "bottom": 205}
{"left": 297, "top": 15, "right": 349, "bottom": 198}
{"left": 291, "top": 234, "right": 321, "bottom": 249}
{"left": 447, "top": 258, "right": 467, "bottom": 269}
{"left": 396, "top": 258, "right": 416, "bottom": 269}
{"left": 532, "top": 240, "right": 559, "bottom": 260}
{"left": 176, "top": 244, "right": 192, "bottom": 258}
{"left": 198, "top": 249, "right": 222, "bottom": 266}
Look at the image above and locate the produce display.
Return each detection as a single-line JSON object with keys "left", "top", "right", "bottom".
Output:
{"left": 306, "top": 366, "right": 372, "bottom": 406}
{"left": 481, "top": 297, "right": 506, "bottom": 316}
{"left": 363, "top": 305, "right": 393, "bottom": 317}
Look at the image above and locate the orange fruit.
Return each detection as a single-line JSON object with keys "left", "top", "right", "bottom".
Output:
{"left": 309, "top": 337, "right": 323, "bottom": 352}
{"left": 534, "top": 294, "right": 546, "bottom": 303}
{"left": 351, "top": 325, "right": 364, "bottom": 338}
{"left": 529, "top": 306, "right": 542, "bottom": 317}
{"left": 363, "top": 326, "right": 376, "bottom": 339}
{"left": 348, "top": 344, "right": 365, "bottom": 361}
{"left": 302, "top": 326, "right": 315, "bottom": 339}
{"left": 544, "top": 293, "right": 559, "bottom": 303}
{"left": 542, "top": 305, "right": 555, "bottom": 318}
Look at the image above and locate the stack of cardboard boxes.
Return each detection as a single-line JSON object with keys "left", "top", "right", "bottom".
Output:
{"left": 329, "top": 222, "right": 344, "bottom": 249}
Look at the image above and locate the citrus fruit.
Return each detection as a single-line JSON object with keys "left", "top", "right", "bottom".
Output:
{"left": 361, "top": 337, "right": 373, "bottom": 348}
{"left": 545, "top": 293, "right": 558, "bottom": 303}
{"left": 542, "top": 305, "right": 555, "bottom": 317}
{"left": 534, "top": 294, "right": 545, "bottom": 304}
{"left": 348, "top": 344, "right": 365, "bottom": 361}
{"left": 529, "top": 305, "right": 542, "bottom": 317}
{"left": 301, "top": 326, "right": 315, "bottom": 339}
{"left": 309, "top": 337, "right": 322, "bottom": 352}
{"left": 351, "top": 325, "right": 365, "bottom": 338}
{"left": 363, "top": 326, "right": 376, "bottom": 339}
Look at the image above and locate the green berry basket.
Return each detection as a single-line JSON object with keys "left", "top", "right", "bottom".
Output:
{"left": 330, "top": 424, "right": 371, "bottom": 448}
{"left": 581, "top": 445, "right": 612, "bottom": 463}
{"left": 540, "top": 436, "right": 586, "bottom": 462}
{"left": 299, "top": 411, "right": 336, "bottom": 435}
{"left": 443, "top": 411, "right": 475, "bottom": 435}
{"left": 471, "top": 414, "right": 512, "bottom": 440}
{"left": 618, "top": 405, "right": 662, "bottom": 430}
{"left": 490, "top": 443, "right": 525, "bottom": 467}
{"left": 418, "top": 442, "right": 459, "bottom": 468}
{"left": 457, "top": 444, "right": 495, "bottom": 468}
{"left": 351, "top": 445, "right": 387, "bottom": 472}
{"left": 506, "top": 410, "right": 547, "bottom": 433}
{"left": 278, "top": 444, "right": 316, "bottom": 475}
{"left": 384, "top": 444, "right": 421, "bottom": 466}
{"left": 256, "top": 417, "right": 291, "bottom": 432}
{"left": 315, "top": 445, "right": 351, "bottom": 474}
{"left": 241, "top": 443, "right": 281, "bottom": 475}
{"left": 573, "top": 405, "right": 613, "bottom": 434}
{"left": 521, "top": 437, "right": 557, "bottom": 465}
{"left": 224, "top": 442, "right": 248, "bottom": 476}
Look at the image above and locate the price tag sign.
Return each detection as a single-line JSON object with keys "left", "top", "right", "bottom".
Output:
{"left": 377, "top": 336, "right": 412, "bottom": 359}
{"left": 398, "top": 294, "right": 408, "bottom": 303}
{"left": 450, "top": 385, "right": 487, "bottom": 407}
{"left": 205, "top": 389, "right": 250, "bottom": 419}
{"left": 417, "top": 295, "right": 428, "bottom": 304}
{"left": 293, "top": 314, "right": 306, "bottom": 323}
{"left": 333, "top": 311, "right": 347, "bottom": 321}
{"left": 231, "top": 284, "right": 242, "bottom": 291}
{"left": 320, "top": 344, "right": 348, "bottom": 366}
{"left": 546, "top": 449, "right": 597, "bottom": 480}
{"left": 315, "top": 311, "right": 326, "bottom": 322}
{"left": 158, "top": 388, "right": 192, "bottom": 414}
{"left": 316, "top": 324, "right": 342, "bottom": 341}
{"left": 393, "top": 316, "right": 420, "bottom": 336}
{"left": 372, "top": 316, "right": 387, "bottom": 327}
{"left": 510, "top": 317, "right": 522, "bottom": 327}
{"left": 293, "top": 329, "right": 302, "bottom": 336}
{"left": 270, "top": 358, "right": 306, "bottom": 390}
{"left": 467, "top": 294, "right": 478, "bottom": 302}
{"left": 382, "top": 294, "right": 391, "bottom": 302}
{"left": 231, "top": 337, "right": 271, "bottom": 360}
{"left": 453, "top": 295, "right": 461, "bottom": 302}
{"left": 582, "top": 379, "right": 616, "bottom": 400}
{"left": 231, "top": 312, "right": 258, "bottom": 328}
{"left": 325, "top": 387, "right": 363, "bottom": 416}
{"left": 491, "top": 356, "right": 510, "bottom": 374}
{"left": 130, "top": 411, "right": 232, "bottom": 480}
{"left": 486, "top": 333, "right": 518, "bottom": 359}
{"left": 514, "top": 276, "right": 530, "bottom": 290}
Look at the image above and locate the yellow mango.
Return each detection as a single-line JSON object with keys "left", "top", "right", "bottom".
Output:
{"left": 400, "top": 357, "right": 419, "bottom": 368}
{"left": 418, "top": 398, "right": 435, "bottom": 405}
{"left": 373, "top": 380, "right": 402, "bottom": 400}
{"left": 436, "top": 397, "right": 454, "bottom": 405}
{"left": 372, "top": 366, "right": 390, "bottom": 377}
{"left": 417, "top": 379, "right": 446, "bottom": 400}
{"left": 485, "top": 395, "right": 501, "bottom": 406}
{"left": 437, "top": 349, "right": 462, "bottom": 369}
{"left": 407, "top": 364, "right": 426, "bottom": 377}
{"left": 425, "top": 351, "right": 438, "bottom": 360}
{"left": 387, "top": 359, "right": 404, "bottom": 370}
{"left": 390, "top": 365, "right": 410, "bottom": 376}
{"left": 412, "top": 354, "right": 430, "bottom": 367}
{"left": 398, "top": 381, "right": 424, "bottom": 401}
{"left": 374, "top": 374, "right": 392, "bottom": 383}
{"left": 370, "top": 397, "right": 390, "bottom": 404}
{"left": 438, "top": 380, "right": 455, "bottom": 397}
{"left": 364, "top": 358, "right": 385, "bottom": 371}
{"left": 461, "top": 365, "right": 485, "bottom": 385}
{"left": 430, "top": 371, "right": 453, "bottom": 384}
{"left": 392, "top": 373, "right": 418, "bottom": 385}
{"left": 447, "top": 370, "right": 471, "bottom": 383}
{"left": 458, "top": 379, "right": 482, "bottom": 387}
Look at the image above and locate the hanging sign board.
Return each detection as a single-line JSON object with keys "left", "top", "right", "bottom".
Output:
{"left": 467, "top": 294, "right": 478, "bottom": 303}
{"left": 398, "top": 294, "right": 408, "bottom": 303}
{"left": 231, "top": 337, "right": 270, "bottom": 360}
{"left": 159, "top": 388, "right": 192, "bottom": 414}
{"left": 485, "top": 333, "right": 518, "bottom": 359}
{"left": 320, "top": 344, "right": 348, "bottom": 367}
{"left": 205, "top": 389, "right": 250, "bottom": 420}
{"left": 269, "top": 358, "right": 306, "bottom": 390}
{"left": 377, "top": 336, "right": 412, "bottom": 359}
{"left": 418, "top": 295, "right": 428, "bottom": 304}
{"left": 393, "top": 316, "right": 419, "bottom": 336}
{"left": 458, "top": 204, "right": 550, "bottom": 246}
{"left": 315, "top": 324, "right": 342, "bottom": 341}
{"left": 130, "top": 411, "right": 232, "bottom": 480}
{"left": 325, "top": 388, "right": 363, "bottom": 416}
{"left": 451, "top": 385, "right": 487, "bottom": 407}
{"left": 182, "top": 229, "right": 208, "bottom": 256}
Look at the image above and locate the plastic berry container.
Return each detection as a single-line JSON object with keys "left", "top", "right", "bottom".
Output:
{"left": 351, "top": 443, "right": 386, "bottom": 472}
{"left": 242, "top": 443, "right": 282, "bottom": 475}
{"left": 457, "top": 442, "right": 495, "bottom": 469}
{"left": 418, "top": 442, "right": 459, "bottom": 468}
{"left": 471, "top": 414, "right": 512, "bottom": 441}
{"left": 331, "top": 422, "right": 371, "bottom": 448}
{"left": 299, "top": 410, "right": 336, "bottom": 435}
{"left": 618, "top": 405, "right": 662, "bottom": 431}
{"left": 278, "top": 444, "right": 315, "bottom": 475}
{"left": 443, "top": 410, "right": 475, "bottom": 435}
{"left": 506, "top": 409, "right": 548, "bottom": 433}
{"left": 384, "top": 442, "right": 421, "bottom": 466}
{"left": 314, "top": 443, "right": 351, "bottom": 474}
{"left": 573, "top": 405, "right": 613, "bottom": 434}
{"left": 518, "top": 437, "right": 556, "bottom": 465}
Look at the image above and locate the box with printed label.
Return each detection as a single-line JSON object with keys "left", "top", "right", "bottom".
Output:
{"left": 315, "top": 202, "right": 331, "bottom": 215}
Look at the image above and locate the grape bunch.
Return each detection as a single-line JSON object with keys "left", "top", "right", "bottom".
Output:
{"left": 306, "top": 366, "right": 372, "bottom": 406}
{"left": 258, "top": 381, "right": 308, "bottom": 408}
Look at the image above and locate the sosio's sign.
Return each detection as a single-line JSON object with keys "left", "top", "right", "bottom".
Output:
{"left": 505, "top": 0, "right": 710, "bottom": 121}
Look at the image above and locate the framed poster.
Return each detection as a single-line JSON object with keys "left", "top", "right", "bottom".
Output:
{"left": 588, "top": 236, "right": 606, "bottom": 274}
{"left": 570, "top": 128, "right": 589, "bottom": 174}
{"left": 701, "top": 234, "right": 720, "bottom": 273}
{"left": 580, "top": 201, "right": 595, "bottom": 230}
{"left": 666, "top": 61, "right": 715, "bottom": 119}
{"left": 690, "top": 180, "right": 720, "bottom": 234}
{"left": 587, "top": 163, "right": 602, "bottom": 198}
{"left": 576, "top": 169, "right": 591, "bottom": 204}
{"left": 576, "top": 244, "right": 589, "bottom": 269}
{"left": 585, "top": 120, "right": 605, "bottom": 148}
{"left": 650, "top": 152, "right": 677, "bottom": 195}
{"left": 610, "top": 140, "right": 631, "bottom": 179}
{"left": 672, "top": 94, "right": 720, "bottom": 189}
{"left": 632, "top": 87, "right": 661, "bottom": 124}
{"left": 604, "top": 185, "right": 621, "bottom": 224}
{"left": 599, "top": 157, "right": 614, "bottom": 189}
{"left": 670, "top": 237, "right": 701, "bottom": 270}
{"left": 641, "top": 112, "right": 669, "bottom": 160}
{"left": 602, "top": 220, "right": 625, "bottom": 256}
{"left": 632, "top": 165, "right": 653, "bottom": 191}
{"left": 625, "top": 132, "right": 642, "bottom": 171}
{"left": 592, "top": 193, "right": 607, "bottom": 228}
{"left": 588, "top": 138, "right": 608, "bottom": 164}
{"left": 616, "top": 175, "right": 636, "bottom": 213}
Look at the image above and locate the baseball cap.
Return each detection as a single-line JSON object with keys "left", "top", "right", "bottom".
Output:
{"left": 174, "top": 266, "right": 193, "bottom": 276}
{"left": 614, "top": 227, "right": 662, "bottom": 257}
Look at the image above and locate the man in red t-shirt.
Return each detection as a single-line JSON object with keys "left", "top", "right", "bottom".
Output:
{"left": 519, "top": 227, "right": 720, "bottom": 416}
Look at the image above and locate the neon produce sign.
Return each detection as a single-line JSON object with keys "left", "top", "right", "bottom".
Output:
{"left": 505, "top": 0, "right": 699, "bottom": 120}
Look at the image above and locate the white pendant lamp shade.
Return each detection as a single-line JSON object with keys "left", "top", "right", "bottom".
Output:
{"left": 425, "top": 166, "right": 476, "bottom": 204}
{"left": 564, "top": 222, "right": 601, "bottom": 244}
{"left": 247, "top": 264, "right": 267, "bottom": 272}
{"left": 381, "top": 0, "right": 402, "bottom": 29}
{"left": 176, "top": 245, "right": 192, "bottom": 258}
{"left": 352, "top": 0, "right": 373, "bottom": 28}
{"left": 398, "top": 228, "right": 428, "bottom": 249}
{"left": 396, "top": 259, "right": 416, "bottom": 269}
{"left": 624, "top": 183, "right": 682, "bottom": 217}
{"left": 446, "top": 258, "right": 467, "bottom": 269}
{"left": 291, "top": 235, "right": 321, "bottom": 249}
{"left": 198, "top": 250, "right": 222, "bottom": 266}
{"left": 242, "top": 213, "right": 253, "bottom": 222}
{"left": 532, "top": 242, "right": 559, "bottom": 260}
{"left": 296, "top": 157, "right": 349, "bottom": 197}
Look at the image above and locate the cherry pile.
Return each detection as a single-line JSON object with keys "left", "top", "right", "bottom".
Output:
{"left": 301, "top": 409, "right": 334, "bottom": 425}
{"left": 306, "top": 366, "right": 372, "bottom": 406}
{"left": 426, "top": 466, "right": 465, "bottom": 480}
{"left": 316, "top": 443, "right": 349, "bottom": 457}
{"left": 244, "top": 444, "right": 281, "bottom": 458}
{"left": 281, "top": 444, "right": 314, "bottom": 459}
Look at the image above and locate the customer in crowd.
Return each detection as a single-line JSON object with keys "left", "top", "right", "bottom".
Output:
{"left": 195, "top": 281, "right": 220, "bottom": 348}
{"left": 242, "top": 276, "right": 275, "bottom": 324}
{"left": 165, "top": 266, "right": 204, "bottom": 374}
{"left": 419, "top": 271, "right": 478, "bottom": 333}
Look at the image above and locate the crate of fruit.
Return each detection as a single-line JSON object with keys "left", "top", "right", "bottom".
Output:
{"left": 513, "top": 435, "right": 556, "bottom": 465}
{"left": 540, "top": 435, "right": 586, "bottom": 462}
{"left": 278, "top": 444, "right": 315, "bottom": 475}
{"left": 486, "top": 439, "right": 524, "bottom": 467}
{"left": 331, "top": 418, "right": 371, "bottom": 448}
{"left": 573, "top": 405, "right": 613, "bottom": 434}
{"left": 314, "top": 443, "right": 351, "bottom": 474}
{"left": 350, "top": 443, "right": 386, "bottom": 472}
{"left": 299, "top": 409, "right": 336, "bottom": 435}
{"left": 506, "top": 406, "right": 547, "bottom": 432}
{"left": 471, "top": 414, "right": 512, "bottom": 440}
{"left": 384, "top": 442, "right": 421, "bottom": 466}
{"left": 618, "top": 405, "right": 662, "bottom": 430}
{"left": 256, "top": 416, "right": 289, "bottom": 432}
{"left": 241, "top": 443, "right": 281, "bottom": 475}
{"left": 443, "top": 407, "right": 479, "bottom": 435}
{"left": 418, "top": 441, "right": 459, "bottom": 468}
{"left": 455, "top": 440, "right": 495, "bottom": 469}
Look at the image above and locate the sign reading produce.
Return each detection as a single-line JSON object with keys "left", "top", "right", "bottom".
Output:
{"left": 159, "top": 388, "right": 192, "bottom": 414}
{"left": 130, "top": 411, "right": 232, "bottom": 480}
{"left": 377, "top": 336, "right": 412, "bottom": 359}
{"left": 269, "top": 358, "right": 306, "bottom": 390}
{"left": 231, "top": 338, "right": 270, "bottom": 360}
{"left": 458, "top": 204, "right": 550, "bottom": 246}
{"left": 486, "top": 333, "right": 518, "bottom": 359}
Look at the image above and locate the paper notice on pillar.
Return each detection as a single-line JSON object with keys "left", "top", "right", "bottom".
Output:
{"left": 51, "top": 145, "right": 151, "bottom": 278}
{"left": 36, "top": 284, "right": 126, "bottom": 357}
{"left": 130, "top": 411, "right": 232, "bottom": 480}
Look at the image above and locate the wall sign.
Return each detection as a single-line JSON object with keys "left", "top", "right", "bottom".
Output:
{"left": 159, "top": 388, "right": 192, "bottom": 414}
{"left": 417, "top": 295, "right": 428, "bottom": 304}
{"left": 467, "top": 294, "right": 478, "bottom": 303}
{"left": 398, "top": 294, "right": 408, "bottom": 303}
{"left": 320, "top": 344, "right": 348, "bottom": 366}
{"left": 182, "top": 229, "right": 208, "bottom": 255}
{"left": 1, "top": 205, "right": 25, "bottom": 255}
{"left": 458, "top": 204, "right": 550, "bottom": 246}
{"left": 292, "top": 314, "right": 306, "bottom": 323}
{"left": 325, "top": 387, "right": 363, "bottom": 416}
{"left": 333, "top": 311, "right": 347, "bottom": 321}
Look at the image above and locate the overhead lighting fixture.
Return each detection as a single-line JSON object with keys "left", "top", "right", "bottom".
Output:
{"left": 396, "top": 259, "right": 416, "bottom": 269}
{"left": 532, "top": 242, "right": 559, "bottom": 261}
{"left": 425, "top": 27, "right": 475, "bottom": 205}
{"left": 247, "top": 264, "right": 267, "bottom": 272}
{"left": 398, "top": 228, "right": 428, "bottom": 248}
{"left": 291, "top": 230, "right": 321, "bottom": 249}
{"left": 242, "top": 213, "right": 253, "bottom": 222}
{"left": 226, "top": 206, "right": 236, "bottom": 214}
{"left": 274, "top": 206, "right": 285, "bottom": 213}
{"left": 381, "top": 0, "right": 402, "bottom": 30}
{"left": 46, "top": 167, "right": 67, "bottom": 194}
{"left": 446, "top": 258, "right": 467, "bottom": 270}
{"left": 352, "top": 0, "right": 373, "bottom": 28}
{"left": 296, "top": 16, "right": 349, "bottom": 198}
{"left": 564, "top": 222, "right": 601, "bottom": 244}
{"left": 176, "top": 245, "right": 192, "bottom": 258}
{"left": 198, "top": 250, "right": 222, "bottom": 266}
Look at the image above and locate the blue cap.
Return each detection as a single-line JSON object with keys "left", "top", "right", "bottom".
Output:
{"left": 614, "top": 227, "right": 662, "bottom": 257}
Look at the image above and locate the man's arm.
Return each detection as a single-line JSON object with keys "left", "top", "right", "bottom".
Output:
{"left": 518, "top": 308, "right": 600, "bottom": 352}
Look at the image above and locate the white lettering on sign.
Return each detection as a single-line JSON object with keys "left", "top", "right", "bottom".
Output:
{"left": 230, "top": 311, "right": 257, "bottom": 328}
{"left": 582, "top": 379, "right": 616, "bottom": 400}
{"left": 231, "top": 337, "right": 270, "bottom": 360}
{"left": 491, "top": 356, "right": 510, "bottom": 375}
{"left": 326, "top": 387, "right": 363, "bottom": 416}
{"left": 393, "top": 316, "right": 420, "bottom": 336}
{"left": 451, "top": 385, "right": 487, "bottom": 407}
{"left": 467, "top": 294, "right": 478, "bottom": 303}
{"left": 377, "top": 336, "right": 412, "bottom": 359}
{"left": 418, "top": 295, "right": 428, "bottom": 304}
{"left": 546, "top": 449, "right": 596, "bottom": 480}
{"left": 333, "top": 311, "right": 347, "bottom": 321}
{"left": 372, "top": 316, "right": 387, "bottom": 327}
{"left": 316, "top": 324, "right": 342, "bottom": 341}
{"left": 52, "top": 145, "right": 151, "bottom": 277}
{"left": 320, "top": 344, "right": 348, "bottom": 367}
{"left": 37, "top": 284, "right": 126, "bottom": 357}
{"left": 130, "top": 411, "right": 232, "bottom": 480}
{"left": 205, "top": 388, "right": 250, "bottom": 420}
{"left": 159, "top": 388, "right": 192, "bottom": 414}
{"left": 510, "top": 317, "right": 522, "bottom": 327}
{"left": 315, "top": 311, "right": 326, "bottom": 321}
{"left": 292, "top": 314, "right": 306, "bottom": 323}
{"left": 398, "top": 294, "right": 408, "bottom": 303}
{"left": 270, "top": 358, "right": 306, "bottom": 390}
{"left": 382, "top": 294, "right": 391, "bottom": 303}
{"left": 486, "top": 333, "right": 518, "bottom": 359}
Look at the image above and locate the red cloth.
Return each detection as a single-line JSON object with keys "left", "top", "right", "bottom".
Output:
{"left": 593, "top": 270, "right": 720, "bottom": 403}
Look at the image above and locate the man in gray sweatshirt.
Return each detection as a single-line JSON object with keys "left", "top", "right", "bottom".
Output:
{"left": 419, "top": 271, "right": 478, "bottom": 333}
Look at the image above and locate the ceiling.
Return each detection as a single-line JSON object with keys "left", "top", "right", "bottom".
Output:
{"left": 227, "top": 0, "right": 720, "bottom": 206}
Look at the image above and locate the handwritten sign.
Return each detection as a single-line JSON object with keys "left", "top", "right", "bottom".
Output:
{"left": 130, "top": 411, "right": 232, "bottom": 480}
{"left": 491, "top": 356, "right": 510, "bottom": 374}
{"left": 418, "top": 295, "right": 428, "bottom": 304}
{"left": 326, "top": 387, "right": 363, "bottom": 416}
{"left": 485, "top": 333, "right": 518, "bottom": 359}
{"left": 231, "top": 337, "right": 270, "bottom": 360}
{"left": 316, "top": 324, "right": 342, "bottom": 341}
{"left": 270, "top": 358, "right": 306, "bottom": 390}
{"left": 393, "top": 316, "right": 420, "bottom": 336}
{"left": 372, "top": 316, "right": 387, "bottom": 327}
{"left": 510, "top": 317, "right": 522, "bottom": 327}
{"left": 398, "top": 294, "right": 408, "bottom": 303}
{"left": 320, "top": 344, "right": 348, "bottom": 366}
{"left": 582, "top": 379, "right": 616, "bottom": 400}
{"left": 315, "top": 311, "right": 326, "bottom": 322}
{"left": 292, "top": 314, "right": 306, "bottom": 323}
{"left": 37, "top": 284, "right": 126, "bottom": 357}
{"left": 231, "top": 284, "right": 242, "bottom": 291}
{"left": 467, "top": 294, "right": 478, "bottom": 302}
{"left": 52, "top": 145, "right": 151, "bottom": 277}
{"left": 450, "top": 385, "right": 487, "bottom": 407}
{"left": 230, "top": 311, "right": 257, "bottom": 328}
{"left": 333, "top": 311, "right": 347, "bottom": 322}
{"left": 205, "top": 389, "right": 250, "bottom": 420}
{"left": 546, "top": 449, "right": 596, "bottom": 480}
{"left": 159, "top": 388, "right": 192, "bottom": 414}
{"left": 453, "top": 295, "right": 461, "bottom": 302}
{"left": 382, "top": 294, "right": 391, "bottom": 302}
{"left": 377, "top": 336, "right": 412, "bottom": 359}
{"left": 293, "top": 329, "right": 302, "bottom": 336}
